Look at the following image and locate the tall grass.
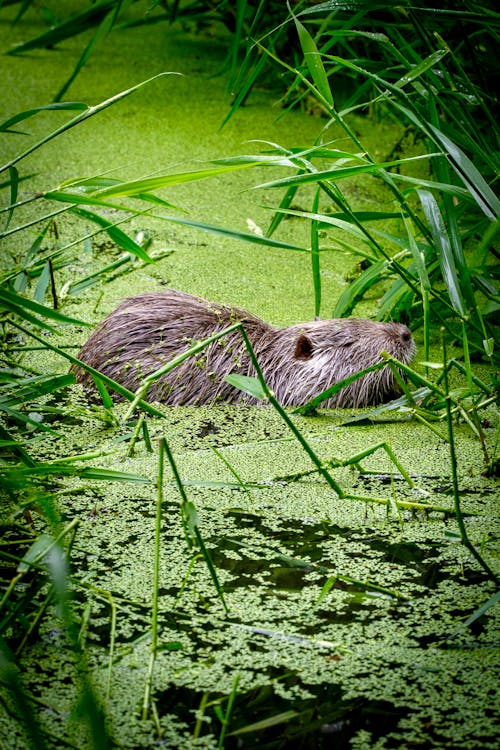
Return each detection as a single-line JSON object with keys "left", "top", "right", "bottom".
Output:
{"left": 223, "top": 3, "right": 499, "bottom": 369}
{"left": 4, "top": 0, "right": 289, "bottom": 102}
{"left": 1, "top": 3, "right": 498, "bottom": 747}
{"left": 4, "top": 3, "right": 497, "bottom": 360}
{"left": 0, "top": 70, "right": 318, "bottom": 745}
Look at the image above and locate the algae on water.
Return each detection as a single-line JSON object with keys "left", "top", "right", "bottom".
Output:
{"left": 0, "top": 2, "right": 499, "bottom": 749}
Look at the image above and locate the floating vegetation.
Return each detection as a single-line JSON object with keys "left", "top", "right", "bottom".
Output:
{"left": 1, "top": 397, "right": 498, "bottom": 748}
{"left": 0, "top": 1, "right": 499, "bottom": 748}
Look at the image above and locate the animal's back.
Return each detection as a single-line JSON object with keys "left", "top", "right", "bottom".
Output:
{"left": 74, "top": 289, "right": 270, "bottom": 404}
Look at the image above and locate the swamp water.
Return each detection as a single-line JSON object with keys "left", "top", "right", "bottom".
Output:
{"left": 0, "top": 4, "right": 499, "bottom": 749}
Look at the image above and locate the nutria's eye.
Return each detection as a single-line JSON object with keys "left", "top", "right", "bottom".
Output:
{"left": 294, "top": 334, "right": 313, "bottom": 360}
{"left": 402, "top": 331, "right": 412, "bottom": 342}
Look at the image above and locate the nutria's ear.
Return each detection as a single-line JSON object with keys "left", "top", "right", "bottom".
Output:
{"left": 294, "top": 334, "right": 313, "bottom": 360}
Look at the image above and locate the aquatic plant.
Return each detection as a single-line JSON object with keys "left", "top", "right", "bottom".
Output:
{"left": 225, "top": 3, "right": 499, "bottom": 367}
{"left": 3, "top": 1, "right": 498, "bottom": 384}
{"left": 0, "top": 3, "right": 498, "bottom": 748}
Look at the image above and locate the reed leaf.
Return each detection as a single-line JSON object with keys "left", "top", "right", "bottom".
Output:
{"left": 160, "top": 438, "right": 229, "bottom": 613}
{"left": 90, "top": 161, "right": 275, "bottom": 199}
{"left": 417, "top": 189, "right": 466, "bottom": 317}
{"left": 4, "top": 166, "right": 18, "bottom": 230}
{"left": 0, "top": 404, "right": 58, "bottom": 434}
{"left": 293, "top": 12, "right": 334, "bottom": 108}
{"left": 0, "top": 74, "right": 177, "bottom": 174}
{"left": 333, "top": 259, "right": 388, "bottom": 317}
{"left": 0, "top": 102, "right": 88, "bottom": 133}
{"left": 0, "top": 287, "right": 89, "bottom": 329}
{"left": 252, "top": 154, "right": 434, "bottom": 190}
{"left": 427, "top": 124, "right": 500, "bottom": 221}
{"left": 0, "top": 643, "right": 48, "bottom": 750}
{"left": 54, "top": 9, "right": 115, "bottom": 102}
{"left": 7, "top": 0, "right": 117, "bottom": 55}
{"left": 47, "top": 183, "right": 176, "bottom": 209}
{"left": 311, "top": 186, "right": 321, "bottom": 316}
{"left": 0, "top": 463, "right": 151, "bottom": 482}
{"left": 33, "top": 260, "right": 51, "bottom": 303}
{"left": 153, "top": 213, "right": 307, "bottom": 252}
{"left": 0, "top": 374, "right": 75, "bottom": 407}
{"left": 224, "top": 373, "right": 267, "bottom": 401}
{"left": 70, "top": 207, "right": 153, "bottom": 262}
{"left": 393, "top": 48, "right": 449, "bottom": 89}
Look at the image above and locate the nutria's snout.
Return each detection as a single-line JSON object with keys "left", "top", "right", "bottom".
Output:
{"left": 73, "top": 289, "right": 416, "bottom": 408}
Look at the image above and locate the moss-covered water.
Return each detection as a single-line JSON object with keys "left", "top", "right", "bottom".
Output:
{"left": 0, "top": 3, "right": 499, "bottom": 749}
{"left": 2, "top": 400, "right": 498, "bottom": 748}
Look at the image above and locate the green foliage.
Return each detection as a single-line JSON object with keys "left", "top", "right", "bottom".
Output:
{"left": 0, "top": 3, "right": 498, "bottom": 748}
{"left": 3, "top": 2, "right": 497, "bottom": 357}
{"left": 230, "top": 2, "right": 499, "bottom": 365}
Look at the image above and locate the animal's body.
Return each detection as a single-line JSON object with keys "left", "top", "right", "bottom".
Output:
{"left": 74, "top": 289, "right": 416, "bottom": 407}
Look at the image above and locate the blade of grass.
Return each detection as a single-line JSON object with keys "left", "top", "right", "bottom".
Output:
{"left": 11, "top": 321, "right": 168, "bottom": 420}
{"left": 417, "top": 189, "right": 466, "bottom": 317}
{"left": 7, "top": 0, "right": 117, "bottom": 55}
{"left": 217, "top": 673, "right": 240, "bottom": 749}
{"left": 4, "top": 167, "right": 18, "bottom": 230}
{"left": 33, "top": 260, "right": 52, "bottom": 303}
{"left": 427, "top": 123, "right": 500, "bottom": 221}
{"left": 311, "top": 186, "right": 321, "bottom": 316}
{"left": 448, "top": 590, "right": 500, "bottom": 639}
{"left": 0, "top": 287, "right": 89, "bottom": 330}
{"left": 333, "top": 259, "right": 388, "bottom": 317}
{"left": 292, "top": 7, "right": 334, "bottom": 108}
{"left": 0, "top": 374, "right": 75, "bottom": 407}
{"left": 1, "top": 73, "right": 178, "bottom": 174}
{"left": 142, "top": 436, "right": 165, "bottom": 721}
{"left": 160, "top": 438, "right": 229, "bottom": 613}
{"left": 151, "top": 213, "right": 308, "bottom": 253}
{"left": 441, "top": 331, "right": 498, "bottom": 585}
{"left": 0, "top": 102, "right": 88, "bottom": 133}
{"left": 402, "top": 214, "right": 431, "bottom": 364}
{"left": 0, "top": 463, "right": 151, "bottom": 483}
{"left": 45, "top": 185, "right": 176, "bottom": 210}
{"left": 70, "top": 207, "right": 153, "bottom": 262}
{"left": 90, "top": 160, "right": 284, "bottom": 199}
{"left": 251, "top": 154, "right": 435, "bottom": 191}
{"left": 0, "top": 643, "right": 48, "bottom": 750}
{"left": 44, "top": 542, "right": 111, "bottom": 750}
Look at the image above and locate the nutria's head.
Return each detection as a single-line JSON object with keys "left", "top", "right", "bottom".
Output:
{"left": 294, "top": 318, "right": 415, "bottom": 364}
{"left": 264, "top": 318, "right": 416, "bottom": 408}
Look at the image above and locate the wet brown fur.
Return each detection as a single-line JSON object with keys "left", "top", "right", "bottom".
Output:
{"left": 73, "top": 289, "right": 416, "bottom": 407}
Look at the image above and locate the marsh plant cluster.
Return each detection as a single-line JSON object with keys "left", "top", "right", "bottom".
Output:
{"left": 0, "top": 2, "right": 499, "bottom": 748}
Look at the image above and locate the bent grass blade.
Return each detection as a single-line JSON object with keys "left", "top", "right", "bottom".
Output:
{"left": 0, "top": 73, "right": 180, "bottom": 174}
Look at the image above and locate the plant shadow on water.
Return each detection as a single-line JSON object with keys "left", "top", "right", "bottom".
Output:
{"left": 153, "top": 680, "right": 409, "bottom": 749}
{"left": 211, "top": 516, "right": 490, "bottom": 612}
{"left": 0, "top": 0, "right": 499, "bottom": 747}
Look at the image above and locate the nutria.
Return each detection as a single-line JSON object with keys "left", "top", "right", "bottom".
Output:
{"left": 73, "top": 289, "right": 416, "bottom": 407}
